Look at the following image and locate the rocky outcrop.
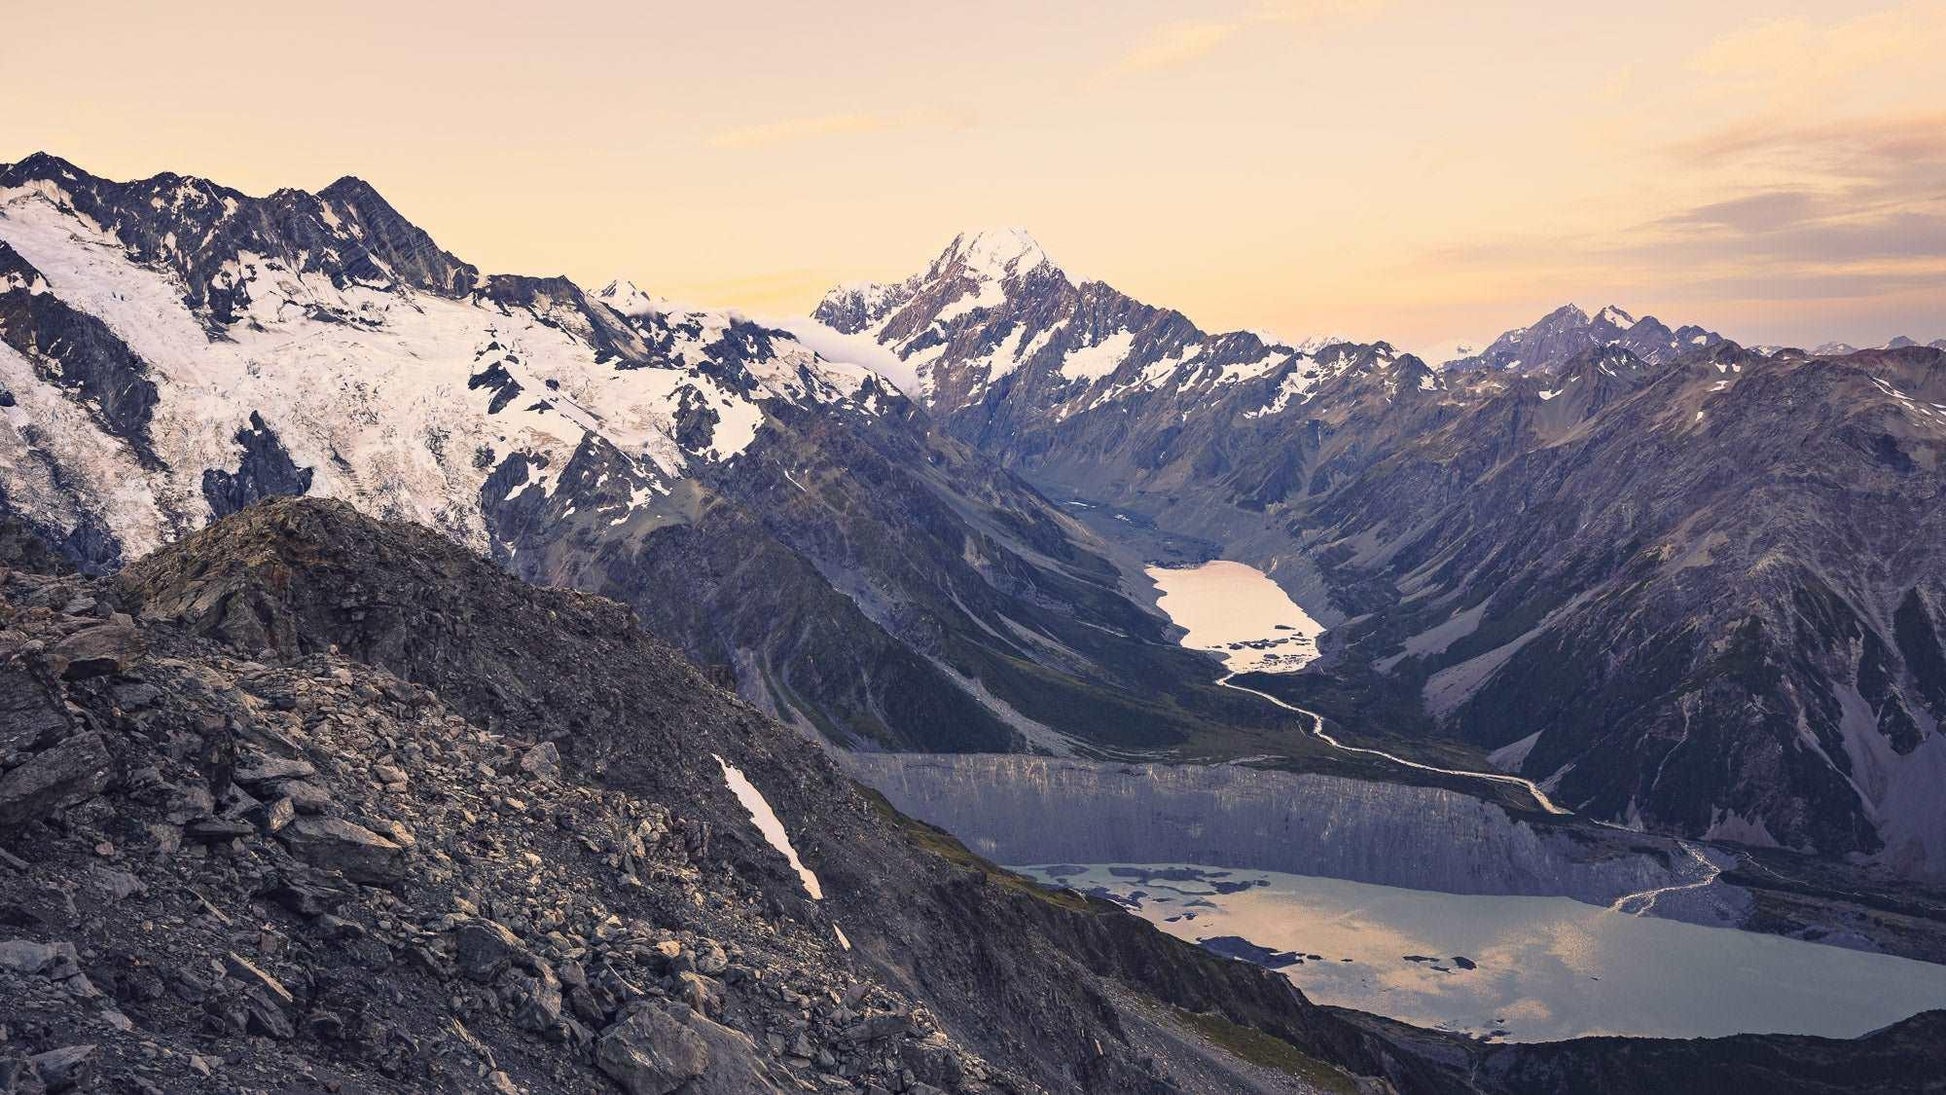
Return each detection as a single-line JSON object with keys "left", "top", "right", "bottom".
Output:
{"left": 201, "top": 411, "right": 315, "bottom": 519}
{"left": 0, "top": 501, "right": 1043, "bottom": 1093}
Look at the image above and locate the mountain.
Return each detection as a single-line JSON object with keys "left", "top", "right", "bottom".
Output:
{"left": 1278, "top": 343, "right": 1946, "bottom": 871}
{"left": 812, "top": 228, "right": 1427, "bottom": 599}
{"left": 0, "top": 497, "right": 1366, "bottom": 1093}
{"left": 0, "top": 155, "right": 1264, "bottom": 756}
{"left": 7, "top": 496, "right": 1940, "bottom": 1094}
{"left": 1880, "top": 337, "right": 1945, "bottom": 352}
{"left": 815, "top": 238, "right": 1946, "bottom": 880}
{"left": 1441, "top": 304, "right": 1725, "bottom": 372}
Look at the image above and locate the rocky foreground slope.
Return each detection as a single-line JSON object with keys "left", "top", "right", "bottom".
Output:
{"left": 4, "top": 498, "right": 1943, "bottom": 1094}
{"left": 0, "top": 498, "right": 1356, "bottom": 1095}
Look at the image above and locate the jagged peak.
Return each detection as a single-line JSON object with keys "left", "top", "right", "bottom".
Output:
{"left": 1538, "top": 302, "right": 1592, "bottom": 326}
{"left": 1594, "top": 305, "right": 1638, "bottom": 329}
{"left": 931, "top": 227, "right": 1058, "bottom": 282}
{"left": 3, "top": 151, "right": 84, "bottom": 182}
{"left": 317, "top": 174, "right": 396, "bottom": 213}
{"left": 595, "top": 278, "right": 660, "bottom": 316}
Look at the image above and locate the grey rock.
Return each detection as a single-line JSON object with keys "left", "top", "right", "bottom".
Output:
{"left": 596, "top": 1006, "right": 710, "bottom": 1095}
{"left": 232, "top": 754, "right": 316, "bottom": 786}
{"left": 50, "top": 616, "right": 138, "bottom": 679}
{"left": 86, "top": 865, "right": 145, "bottom": 900}
{"left": 269, "top": 778, "right": 333, "bottom": 814}
{"left": 0, "top": 733, "right": 110, "bottom": 830}
{"left": 455, "top": 919, "right": 525, "bottom": 982}
{"left": 276, "top": 815, "right": 406, "bottom": 884}
{"left": 518, "top": 741, "right": 560, "bottom": 781}
{"left": 679, "top": 1011, "right": 786, "bottom": 1095}
{"left": 0, "top": 939, "right": 78, "bottom": 978}
{"left": 224, "top": 951, "right": 294, "bottom": 1009}
{"left": 25, "top": 1045, "right": 93, "bottom": 1093}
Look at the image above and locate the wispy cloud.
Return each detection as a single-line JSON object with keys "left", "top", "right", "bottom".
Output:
{"left": 1690, "top": 3, "right": 1946, "bottom": 82}
{"left": 1686, "top": 2, "right": 1946, "bottom": 117}
{"left": 1112, "top": 20, "right": 1241, "bottom": 74}
{"left": 1108, "top": 0, "right": 1385, "bottom": 78}
{"left": 707, "top": 109, "right": 972, "bottom": 151}
{"left": 1426, "top": 99, "right": 1946, "bottom": 313}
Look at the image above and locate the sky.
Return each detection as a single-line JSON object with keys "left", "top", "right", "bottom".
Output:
{"left": 4, "top": 0, "right": 1942, "bottom": 353}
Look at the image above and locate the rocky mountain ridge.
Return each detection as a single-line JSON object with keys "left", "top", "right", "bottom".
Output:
{"left": 1440, "top": 303, "right": 1724, "bottom": 373}
{"left": 0, "top": 154, "right": 1262, "bottom": 757}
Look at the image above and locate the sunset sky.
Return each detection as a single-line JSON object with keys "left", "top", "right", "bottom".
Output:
{"left": 7, "top": 1, "right": 1943, "bottom": 353}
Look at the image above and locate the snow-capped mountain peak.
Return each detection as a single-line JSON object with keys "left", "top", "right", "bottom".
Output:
{"left": 931, "top": 227, "right": 1057, "bottom": 283}
{"left": 0, "top": 155, "right": 902, "bottom": 570}
{"left": 1595, "top": 304, "right": 1638, "bottom": 329}
{"left": 594, "top": 278, "right": 661, "bottom": 316}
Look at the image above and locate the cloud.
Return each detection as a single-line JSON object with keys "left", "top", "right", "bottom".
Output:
{"left": 765, "top": 315, "right": 922, "bottom": 397}
{"left": 1112, "top": 20, "right": 1240, "bottom": 74}
{"left": 1660, "top": 191, "right": 1826, "bottom": 235}
{"left": 1675, "top": 112, "right": 1946, "bottom": 176}
{"left": 1686, "top": 2, "right": 1946, "bottom": 116}
{"left": 1427, "top": 98, "right": 1946, "bottom": 316}
{"left": 1107, "top": 1, "right": 1384, "bottom": 78}
{"left": 1690, "top": 3, "right": 1946, "bottom": 82}
{"left": 707, "top": 109, "right": 972, "bottom": 151}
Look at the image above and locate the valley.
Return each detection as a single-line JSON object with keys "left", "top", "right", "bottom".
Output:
{"left": 844, "top": 554, "right": 1946, "bottom": 1046}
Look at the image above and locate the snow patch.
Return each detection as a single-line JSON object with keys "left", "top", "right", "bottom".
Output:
{"left": 714, "top": 754, "right": 823, "bottom": 900}
{"left": 1059, "top": 330, "right": 1136, "bottom": 382}
{"left": 770, "top": 315, "right": 921, "bottom": 397}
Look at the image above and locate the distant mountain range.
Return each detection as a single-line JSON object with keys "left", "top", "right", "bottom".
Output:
{"left": 815, "top": 228, "right": 1946, "bottom": 879}
{"left": 1439, "top": 303, "right": 1726, "bottom": 371}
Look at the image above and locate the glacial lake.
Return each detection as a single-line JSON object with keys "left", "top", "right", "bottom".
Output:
{"left": 1014, "top": 863, "right": 1946, "bottom": 1043}
{"left": 1146, "top": 560, "right": 1323, "bottom": 672}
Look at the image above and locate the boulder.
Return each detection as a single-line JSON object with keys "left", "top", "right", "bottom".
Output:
{"left": 680, "top": 1012, "right": 785, "bottom": 1095}
{"left": 224, "top": 951, "right": 295, "bottom": 1009}
{"left": 0, "top": 734, "right": 110, "bottom": 830}
{"left": 232, "top": 753, "right": 316, "bottom": 786}
{"left": 277, "top": 815, "right": 406, "bottom": 884}
{"left": 50, "top": 616, "right": 139, "bottom": 679}
{"left": 0, "top": 939, "right": 79, "bottom": 978}
{"left": 86, "top": 866, "right": 145, "bottom": 900}
{"left": 596, "top": 1006, "right": 709, "bottom": 1095}
{"left": 902, "top": 1035, "right": 965, "bottom": 1088}
{"left": 26, "top": 1045, "right": 94, "bottom": 1093}
{"left": 0, "top": 666, "right": 66, "bottom": 756}
{"left": 519, "top": 741, "right": 560, "bottom": 781}
{"left": 455, "top": 919, "right": 525, "bottom": 982}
